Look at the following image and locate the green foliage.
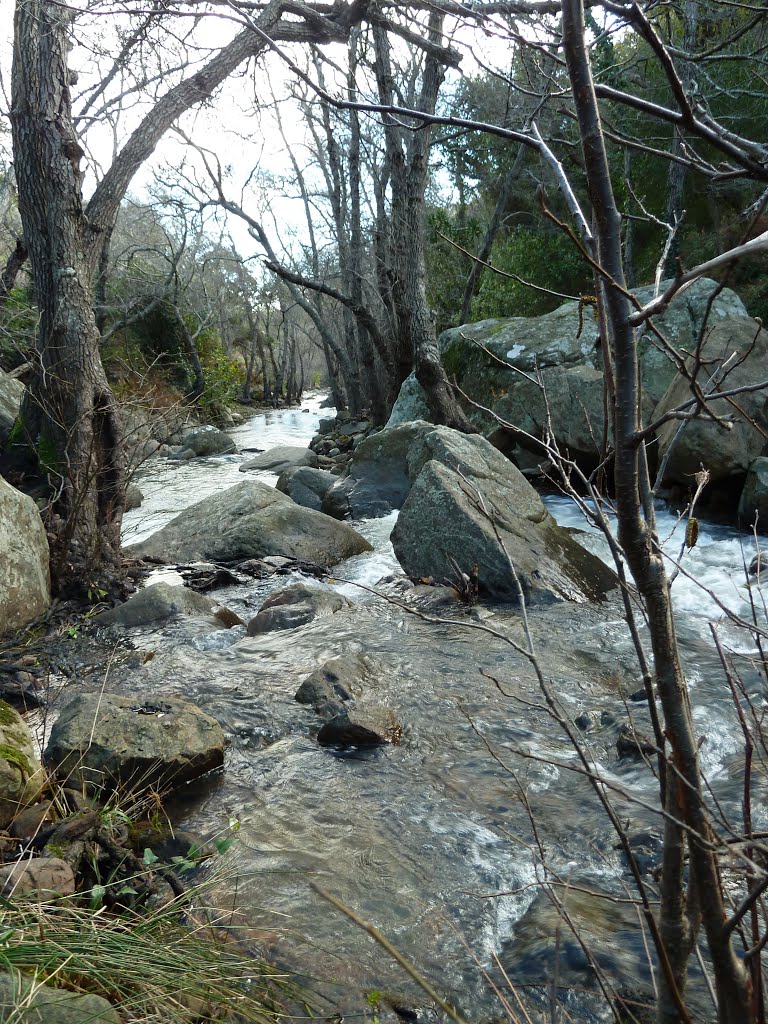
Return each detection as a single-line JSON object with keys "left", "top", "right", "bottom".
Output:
{"left": 426, "top": 207, "right": 482, "bottom": 331}
{"left": 198, "top": 345, "right": 245, "bottom": 418}
{"left": 0, "top": 285, "right": 37, "bottom": 371}
{"left": 471, "top": 227, "right": 592, "bottom": 320}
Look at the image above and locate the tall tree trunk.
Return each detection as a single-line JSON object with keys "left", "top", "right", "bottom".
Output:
{"left": 11, "top": 0, "right": 125, "bottom": 593}
{"left": 373, "top": 16, "right": 474, "bottom": 431}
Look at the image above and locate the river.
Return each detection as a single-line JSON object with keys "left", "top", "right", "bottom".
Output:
{"left": 118, "top": 397, "right": 766, "bottom": 1023}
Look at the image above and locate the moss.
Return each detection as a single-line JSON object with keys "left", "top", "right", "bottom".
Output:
{"left": 37, "top": 429, "right": 62, "bottom": 475}
{"left": 0, "top": 700, "right": 19, "bottom": 727}
{"left": 441, "top": 342, "right": 463, "bottom": 379}
{"left": 0, "top": 743, "right": 33, "bottom": 778}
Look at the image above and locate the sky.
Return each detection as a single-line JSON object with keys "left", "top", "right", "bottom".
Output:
{"left": 0, "top": 1, "right": 518, "bottom": 276}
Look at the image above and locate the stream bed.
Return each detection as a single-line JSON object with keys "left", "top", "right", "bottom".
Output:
{"left": 113, "top": 397, "right": 767, "bottom": 1022}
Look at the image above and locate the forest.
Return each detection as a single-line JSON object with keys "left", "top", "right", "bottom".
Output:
{"left": 2, "top": 1, "right": 768, "bottom": 1023}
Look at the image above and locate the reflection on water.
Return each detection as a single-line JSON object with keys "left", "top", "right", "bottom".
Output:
{"left": 117, "top": 404, "right": 766, "bottom": 1020}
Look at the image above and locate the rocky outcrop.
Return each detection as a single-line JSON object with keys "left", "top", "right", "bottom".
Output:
{"left": 246, "top": 582, "right": 349, "bottom": 635}
{"left": 0, "top": 369, "right": 23, "bottom": 443}
{"left": 388, "top": 279, "right": 750, "bottom": 484}
{"left": 179, "top": 425, "right": 237, "bottom": 456}
{"left": 127, "top": 479, "right": 372, "bottom": 566}
{"left": 0, "top": 477, "right": 50, "bottom": 635}
{"left": 654, "top": 318, "right": 768, "bottom": 487}
{"left": 45, "top": 693, "right": 225, "bottom": 795}
{"left": 276, "top": 466, "right": 337, "bottom": 511}
{"left": 240, "top": 445, "right": 318, "bottom": 473}
{"left": 0, "top": 701, "right": 45, "bottom": 829}
{"left": 391, "top": 427, "right": 617, "bottom": 603}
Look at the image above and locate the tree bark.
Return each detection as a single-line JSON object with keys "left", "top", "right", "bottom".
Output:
{"left": 372, "top": 16, "right": 474, "bottom": 431}
{"left": 12, "top": 0, "right": 125, "bottom": 593}
{"left": 561, "top": 1, "right": 752, "bottom": 1020}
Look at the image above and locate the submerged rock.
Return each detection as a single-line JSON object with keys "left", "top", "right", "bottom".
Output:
{"left": 45, "top": 693, "right": 225, "bottom": 795}
{"left": 127, "top": 480, "right": 372, "bottom": 566}
{"left": 246, "top": 582, "right": 349, "bottom": 634}
{"left": 240, "top": 445, "right": 318, "bottom": 473}
{"left": 0, "top": 476, "right": 50, "bottom": 635}
{"left": 316, "top": 702, "right": 402, "bottom": 747}
{"left": 391, "top": 428, "right": 617, "bottom": 603}
{"left": 498, "top": 879, "right": 657, "bottom": 1004}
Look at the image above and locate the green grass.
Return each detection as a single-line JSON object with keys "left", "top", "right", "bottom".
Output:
{"left": 0, "top": 885, "right": 297, "bottom": 1023}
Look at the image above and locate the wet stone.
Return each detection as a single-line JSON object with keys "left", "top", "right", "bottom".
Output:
{"left": 317, "top": 703, "right": 402, "bottom": 747}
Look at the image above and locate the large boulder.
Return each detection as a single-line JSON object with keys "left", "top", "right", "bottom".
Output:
{"left": 0, "top": 700, "right": 46, "bottom": 829}
{"left": 45, "top": 693, "right": 225, "bottom": 795}
{"left": 276, "top": 466, "right": 337, "bottom": 511}
{"left": 240, "top": 445, "right": 318, "bottom": 473}
{"left": 0, "top": 370, "right": 23, "bottom": 443}
{"left": 438, "top": 278, "right": 748, "bottom": 470}
{"left": 246, "top": 582, "right": 349, "bottom": 635}
{"left": 654, "top": 318, "right": 768, "bottom": 487}
{"left": 0, "top": 477, "right": 50, "bottom": 635}
{"left": 322, "top": 422, "right": 430, "bottom": 519}
{"left": 127, "top": 480, "right": 372, "bottom": 566}
{"left": 179, "top": 425, "right": 237, "bottom": 456}
{"left": 391, "top": 428, "right": 617, "bottom": 603}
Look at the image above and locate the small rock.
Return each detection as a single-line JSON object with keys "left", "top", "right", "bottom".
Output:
{"left": 0, "top": 970, "right": 120, "bottom": 1023}
{"left": 0, "top": 857, "right": 75, "bottom": 898}
{"left": 213, "top": 606, "right": 244, "bottom": 628}
{"left": 180, "top": 425, "right": 237, "bottom": 457}
{"left": 616, "top": 724, "right": 656, "bottom": 761}
{"left": 95, "top": 582, "right": 220, "bottom": 627}
{"left": 246, "top": 583, "right": 348, "bottom": 635}
{"left": 9, "top": 800, "right": 54, "bottom": 839}
{"left": 124, "top": 484, "right": 144, "bottom": 511}
{"left": 317, "top": 703, "right": 402, "bottom": 747}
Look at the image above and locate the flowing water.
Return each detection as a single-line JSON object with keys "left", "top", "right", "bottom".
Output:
{"left": 116, "top": 400, "right": 767, "bottom": 1021}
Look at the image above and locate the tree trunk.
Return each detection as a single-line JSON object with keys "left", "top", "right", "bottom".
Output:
{"left": 561, "top": 1, "right": 752, "bottom": 1020}
{"left": 11, "top": 0, "right": 125, "bottom": 594}
{"left": 373, "top": 16, "right": 474, "bottom": 432}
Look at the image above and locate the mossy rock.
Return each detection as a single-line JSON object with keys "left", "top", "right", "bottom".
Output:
{"left": 0, "top": 701, "right": 45, "bottom": 828}
{"left": 0, "top": 969, "right": 120, "bottom": 1023}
